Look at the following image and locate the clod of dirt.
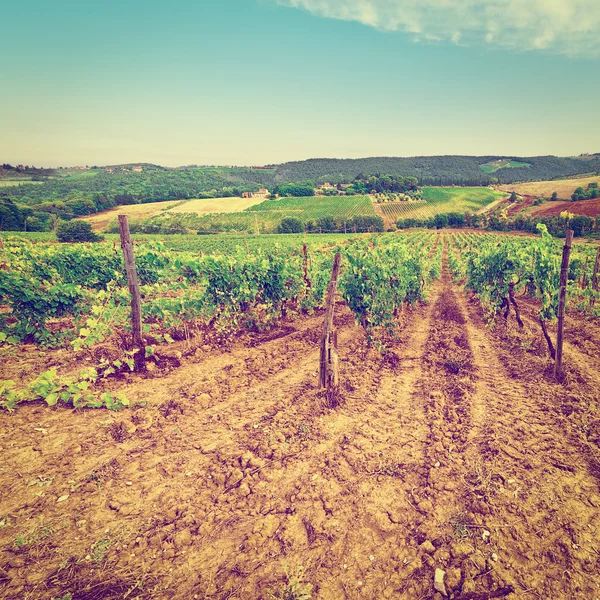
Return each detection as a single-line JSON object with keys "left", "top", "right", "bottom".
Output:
{"left": 434, "top": 568, "right": 448, "bottom": 596}
{"left": 420, "top": 540, "right": 436, "bottom": 554}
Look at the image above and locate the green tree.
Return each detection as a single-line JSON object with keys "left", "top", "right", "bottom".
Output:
{"left": 56, "top": 220, "right": 103, "bottom": 243}
{"left": 277, "top": 217, "right": 303, "bottom": 234}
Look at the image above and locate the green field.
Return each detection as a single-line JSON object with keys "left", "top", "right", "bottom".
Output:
{"left": 0, "top": 180, "right": 44, "bottom": 187}
{"left": 379, "top": 187, "right": 505, "bottom": 222}
{"left": 151, "top": 195, "right": 377, "bottom": 233}
{"left": 0, "top": 230, "right": 368, "bottom": 254}
{"left": 479, "top": 160, "right": 532, "bottom": 174}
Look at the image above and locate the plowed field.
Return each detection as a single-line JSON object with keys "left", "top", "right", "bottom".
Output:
{"left": 1, "top": 238, "right": 599, "bottom": 600}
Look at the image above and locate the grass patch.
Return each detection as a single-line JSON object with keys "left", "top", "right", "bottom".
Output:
{"left": 480, "top": 159, "right": 532, "bottom": 173}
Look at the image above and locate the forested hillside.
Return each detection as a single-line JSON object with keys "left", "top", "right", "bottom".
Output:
{"left": 261, "top": 154, "right": 600, "bottom": 187}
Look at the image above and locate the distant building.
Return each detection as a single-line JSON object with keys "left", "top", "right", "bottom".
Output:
{"left": 132, "top": 166, "right": 143, "bottom": 172}
{"left": 243, "top": 189, "right": 270, "bottom": 199}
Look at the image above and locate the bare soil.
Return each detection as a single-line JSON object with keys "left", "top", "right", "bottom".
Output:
{"left": 497, "top": 176, "right": 600, "bottom": 202}
{"left": 1, "top": 238, "right": 599, "bottom": 600}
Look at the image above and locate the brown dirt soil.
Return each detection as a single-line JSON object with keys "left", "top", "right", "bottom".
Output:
{"left": 498, "top": 176, "right": 600, "bottom": 201}
{"left": 1, "top": 238, "right": 600, "bottom": 599}
{"left": 524, "top": 197, "right": 600, "bottom": 218}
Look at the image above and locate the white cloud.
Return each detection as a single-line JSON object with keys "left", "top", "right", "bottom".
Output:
{"left": 276, "top": 0, "right": 600, "bottom": 57}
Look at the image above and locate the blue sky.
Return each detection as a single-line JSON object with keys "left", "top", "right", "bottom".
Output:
{"left": 1, "top": 0, "right": 599, "bottom": 166}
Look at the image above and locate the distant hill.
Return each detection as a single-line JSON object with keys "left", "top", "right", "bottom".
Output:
{"left": 255, "top": 154, "right": 600, "bottom": 187}
{"left": 1, "top": 154, "right": 599, "bottom": 232}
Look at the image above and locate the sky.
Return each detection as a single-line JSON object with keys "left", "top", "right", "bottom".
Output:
{"left": 1, "top": 0, "right": 599, "bottom": 167}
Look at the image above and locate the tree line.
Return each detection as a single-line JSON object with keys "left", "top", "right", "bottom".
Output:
{"left": 397, "top": 212, "right": 599, "bottom": 238}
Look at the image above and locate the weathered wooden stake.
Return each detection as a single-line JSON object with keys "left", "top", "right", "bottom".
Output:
{"left": 118, "top": 215, "right": 145, "bottom": 370}
{"left": 581, "top": 256, "right": 588, "bottom": 289}
{"left": 592, "top": 246, "right": 600, "bottom": 291}
{"left": 319, "top": 252, "right": 341, "bottom": 389}
{"left": 554, "top": 229, "right": 573, "bottom": 382}
{"left": 302, "top": 243, "right": 311, "bottom": 289}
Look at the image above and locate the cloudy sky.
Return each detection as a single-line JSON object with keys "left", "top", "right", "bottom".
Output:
{"left": 1, "top": 0, "right": 598, "bottom": 166}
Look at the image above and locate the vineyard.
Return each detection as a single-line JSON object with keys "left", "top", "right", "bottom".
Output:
{"left": 145, "top": 195, "right": 377, "bottom": 234}
{"left": 1, "top": 229, "right": 600, "bottom": 599}
{"left": 379, "top": 187, "right": 504, "bottom": 223}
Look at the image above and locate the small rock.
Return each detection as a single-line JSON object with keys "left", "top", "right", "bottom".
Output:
{"left": 482, "top": 529, "right": 490, "bottom": 542}
{"left": 420, "top": 540, "right": 436, "bottom": 554}
{"left": 434, "top": 568, "right": 447, "bottom": 597}
{"left": 445, "top": 567, "right": 462, "bottom": 592}
{"left": 491, "top": 553, "right": 498, "bottom": 562}
{"left": 173, "top": 529, "right": 192, "bottom": 548}
{"left": 238, "top": 482, "right": 251, "bottom": 497}
{"left": 450, "top": 543, "right": 471, "bottom": 559}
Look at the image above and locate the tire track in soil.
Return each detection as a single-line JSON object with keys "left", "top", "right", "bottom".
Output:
{"left": 454, "top": 269, "right": 600, "bottom": 599}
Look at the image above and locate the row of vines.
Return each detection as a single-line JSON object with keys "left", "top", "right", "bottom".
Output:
{"left": 0, "top": 232, "right": 441, "bottom": 410}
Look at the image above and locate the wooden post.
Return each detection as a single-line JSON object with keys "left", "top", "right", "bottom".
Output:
{"left": 592, "top": 246, "right": 600, "bottom": 291}
{"left": 581, "top": 256, "right": 588, "bottom": 289}
{"left": 302, "top": 243, "right": 311, "bottom": 289}
{"left": 319, "top": 252, "right": 341, "bottom": 389}
{"left": 118, "top": 215, "right": 144, "bottom": 370}
{"left": 554, "top": 229, "right": 573, "bottom": 382}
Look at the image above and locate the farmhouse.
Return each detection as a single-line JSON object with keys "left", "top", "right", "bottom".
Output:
{"left": 242, "top": 188, "right": 270, "bottom": 199}
{"left": 132, "top": 166, "right": 143, "bottom": 172}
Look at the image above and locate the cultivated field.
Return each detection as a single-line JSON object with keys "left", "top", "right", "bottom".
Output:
{"left": 526, "top": 197, "right": 600, "bottom": 218}
{"left": 82, "top": 201, "right": 185, "bottom": 231}
{"left": 0, "top": 180, "right": 43, "bottom": 187}
{"left": 152, "top": 195, "right": 377, "bottom": 233}
{"left": 166, "top": 197, "right": 264, "bottom": 214}
{"left": 1, "top": 231, "right": 599, "bottom": 599}
{"left": 379, "top": 187, "right": 504, "bottom": 223}
{"left": 498, "top": 175, "right": 600, "bottom": 200}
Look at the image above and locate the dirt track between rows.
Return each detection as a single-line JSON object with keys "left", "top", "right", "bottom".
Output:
{"left": 1, "top": 237, "right": 599, "bottom": 600}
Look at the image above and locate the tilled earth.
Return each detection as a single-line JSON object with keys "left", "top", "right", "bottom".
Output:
{"left": 0, "top": 238, "right": 599, "bottom": 600}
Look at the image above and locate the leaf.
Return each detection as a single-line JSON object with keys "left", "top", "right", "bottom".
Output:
{"left": 45, "top": 393, "right": 59, "bottom": 406}
{"left": 57, "top": 495, "right": 69, "bottom": 503}
{"left": 79, "top": 328, "right": 91, "bottom": 337}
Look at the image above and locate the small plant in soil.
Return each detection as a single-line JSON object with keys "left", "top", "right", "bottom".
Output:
{"left": 269, "top": 565, "right": 313, "bottom": 600}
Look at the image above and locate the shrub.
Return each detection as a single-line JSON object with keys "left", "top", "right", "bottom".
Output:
{"left": 277, "top": 217, "right": 304, "bottom": 234}
{"left": 56, "top": 220, "right": 103, "bottom": 243}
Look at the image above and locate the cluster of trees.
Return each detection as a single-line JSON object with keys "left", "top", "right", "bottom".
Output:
{"left": 56, "top": 221, "right": 103, "bottom": 242}
{"left": 350, "top": 174, "right": 419, "bottom": 195}
{"left": 277, "top": 215, "right": 384, "bottom": 234}
{"left": 572, "top": 182, "right": 599, "bottom": 201}
{"left": 397, "top": 212, "right": 599, "bottom": 238}
{"left": 274, "top": 183, "right": 315, "bottom": 197}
